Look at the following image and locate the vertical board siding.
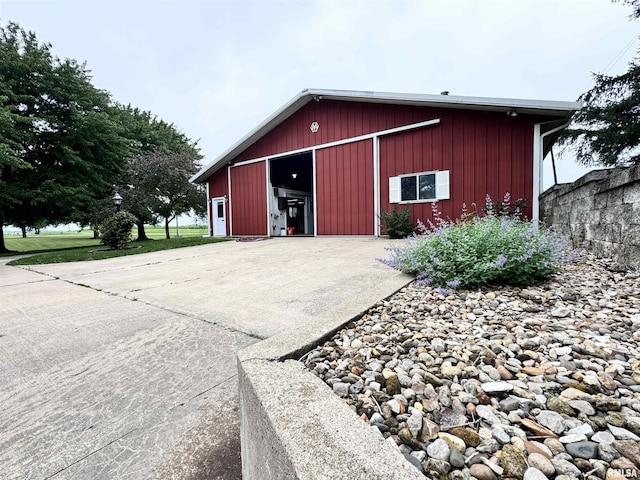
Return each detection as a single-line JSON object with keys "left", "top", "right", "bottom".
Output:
{"left": 234, "top": 101, "right": 434, "bottom": 162}
{"left": 316, "top": 140, "right": 373, "bottom": 235}
{"left": 474, "top": 119, "right": 488, "bottom": 211}
{"left": 212, "top": 100, "right": 556, "bottom": 236}
{"left": 450, "top": 112, "right": 465, "bottom": 219}
{"left": 498, "top": 118, "right": 513, "bottom": 199}
{"left": 462, "top": 113, "right": 475, "bottom": 206}
{"left": 230, "top": 162, "right": 267, "bottom": 236}
{"left": 522, "top": 127, "right": 534, "bottom": 208}
{"left": 379, "top": 110, "right": 535, "bottom": 229}
{"left": 208, "top": 169, "right": 229, "bottom": 236}
{"left": 208, "top": 168, "right": 229, "bottom": 197}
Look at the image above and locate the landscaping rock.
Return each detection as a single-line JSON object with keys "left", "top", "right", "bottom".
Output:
{"left": 527, "top": 452, "right": 556, "bottom": 477}
{"left": 303, "top": 253, "right": 640, "bottom": 480}
{"left": 470, "top": 463, "right": 498, "bottom": 480}
{"left": 565, "top": 441, "right": 599, "bottom": 459}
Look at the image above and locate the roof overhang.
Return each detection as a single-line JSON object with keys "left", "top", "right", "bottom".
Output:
{"left": 191, "top": 88, "right": 582, "bottom": 183}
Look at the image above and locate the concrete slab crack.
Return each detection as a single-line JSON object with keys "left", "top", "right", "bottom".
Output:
{"left": 0, "top": 277, "right": 55, "bottom": 289}
{"left": 44, "top": 429, "right": 136, "bottom": 479}
{"left": 122, "top": 299, "right": 265, "bottom": 341}
{"left": 18, "top": 266, "right": 265, "bottom": 341}
{"left": 41, "top": 375, "right": 239, "bottom": 479}
{"left": 191, "top": 374, "right": 238, "bottom": 401}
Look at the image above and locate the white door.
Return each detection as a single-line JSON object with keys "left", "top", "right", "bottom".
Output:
{"left": 213, "top": 198, "right": 226, "bottom": 237}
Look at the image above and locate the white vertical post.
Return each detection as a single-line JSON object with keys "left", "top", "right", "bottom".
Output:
{"left": 227, "top": 165, "right": 233, "bottom": 236}
{"left": 532, "top": 123, "right": 542, "bottom": 223}
{"left": 265, "top": 159, "right": 271, "bottom": 237}
{"left": 373, "top": 136, "right": 381, "bottom": 236}
{"left": 206, "top": 181, "right": 212, "bottom": 237}
{"left": 312, "top": 149, "right": 318, "bottom": 236}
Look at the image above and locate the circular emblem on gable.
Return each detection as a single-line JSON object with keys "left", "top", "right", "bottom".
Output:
{"left": 310, "top": 121, "right": 319, "bottom": 133}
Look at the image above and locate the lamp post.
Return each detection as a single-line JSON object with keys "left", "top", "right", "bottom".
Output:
{"left": 112, "top": 192, "right": 122, "bottom": 212}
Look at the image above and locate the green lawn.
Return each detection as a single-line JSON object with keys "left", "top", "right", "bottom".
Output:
{"left": 2, "top": 225, "right": 226, "bottom": 265}
{"left": 7, "top": 236, "right": 228, "bottom": 266}
{"left": 4, "top": 230, "right": 101, "bottom": 254}
{"left": 3, "top": 226, "right": 208, "bottom": 254}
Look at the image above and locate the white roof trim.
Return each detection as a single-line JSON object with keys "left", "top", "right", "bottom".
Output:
{"left": 191, "top": 88, "right": 582, "bottom": 183}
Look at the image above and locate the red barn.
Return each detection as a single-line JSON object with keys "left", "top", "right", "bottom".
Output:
{"left": 191, "top": 89, "right": 581, "bottom": 237}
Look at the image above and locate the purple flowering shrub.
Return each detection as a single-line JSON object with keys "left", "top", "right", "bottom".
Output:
{"left": 380, "top": 194, "right": 576, "bottom": 290}
{"left": 481, "top": 192, "right": 529, "bottom": 218}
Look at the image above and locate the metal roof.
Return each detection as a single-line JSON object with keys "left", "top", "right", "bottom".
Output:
{"left": 191, "top": 88, "right": 582, "bottom": 183}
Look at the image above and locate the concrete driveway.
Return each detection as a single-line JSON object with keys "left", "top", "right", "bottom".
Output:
{"left": 0, "top": 237, "right": 409, "bottom": 480}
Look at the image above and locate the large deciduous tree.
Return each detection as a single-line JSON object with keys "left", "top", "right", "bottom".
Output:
{"left": 115, "top": 106, "right": 202, "bottom": 241}
{"left": 0, "top": 22, "right": 128, "bottom": 252}
{"left": 562, "top": 0, "right": 640, "bottom": 166}
{"left": 123, "top": 149, "right": 205, "bottom": 240}
{"left": 620, "top": 0, "right": 640, "bottom": 17}
{"left": 0, "top": 80, "right": 29, "bottom": 251}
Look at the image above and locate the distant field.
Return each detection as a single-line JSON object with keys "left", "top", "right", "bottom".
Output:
{"left": 143, "top": 226, "right": 208, "bottom": 239}
{"left": 2, "top": 225, "right": 208, "bottom": 254}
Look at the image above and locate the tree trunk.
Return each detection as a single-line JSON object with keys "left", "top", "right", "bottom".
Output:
{"left": 93, "top": 229, "right": 99, "bottom": 239}
{"left": 165, "top": 218, "right": 171, "bottom": 239}
{"left": 0, "top": 220, "right": 9, "bottom": 253}
{"left": 21, "top": 226, "right": 27, "bottom": 238}
{"left": 136, "top": 220, "right": 151, "bottom": 241}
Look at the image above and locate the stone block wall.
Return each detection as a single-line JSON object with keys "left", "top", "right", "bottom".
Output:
{"left": 540, "top": 164, "right": 640, "bottom": 270}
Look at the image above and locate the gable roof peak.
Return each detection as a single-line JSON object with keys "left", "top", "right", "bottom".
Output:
{"left": 191, "top": 88, "right": 581, "bottom": 183}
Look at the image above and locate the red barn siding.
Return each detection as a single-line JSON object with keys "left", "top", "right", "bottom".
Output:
{"left": 209, "top": 168, "right": 229, "bottom": 197}
{"left": 316, "top": 140, "right": 374, "bottom": 235}
{"left": 379, "top": 110, "right": 535, "bottom": 229}
{"left": 230, "top": 162, "right": 267, "bottom": 236}
{"left": 234, "top": 101, "right": 438, "bottom": 163}
{"left": 475, "top": 119, "right": 488, "bottom": 209}
{"left": 208, "top": 168, "right": 229, "bottom": 236}
{"left": 207, "top": 98, "right": 558, "bottom": 236}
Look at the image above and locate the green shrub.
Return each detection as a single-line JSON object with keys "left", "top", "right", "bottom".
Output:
{"left": 381, "top": 205, "right": 415, "bottom": 239}
{"left": 99, "top": 211, "right": 137, "bottom": 250}
{"left": 380, "top": 195, "right": 576, "bottom": 291}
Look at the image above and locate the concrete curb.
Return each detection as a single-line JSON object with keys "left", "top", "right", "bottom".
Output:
{"left": 237, "top": 292, "right": 426, "bottom": 480}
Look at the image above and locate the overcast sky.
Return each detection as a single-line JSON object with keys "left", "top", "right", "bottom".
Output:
{"left": 1, "top": 0, "right": 639, "bottom": 190}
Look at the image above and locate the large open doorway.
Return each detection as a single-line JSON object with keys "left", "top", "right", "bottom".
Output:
{"left": 269, "top": 152, "right": 314, "bottom": 236}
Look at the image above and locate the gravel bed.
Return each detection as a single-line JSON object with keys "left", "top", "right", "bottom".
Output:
{"left": 303, "top": 254, "right": 640, "bottom": 480}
